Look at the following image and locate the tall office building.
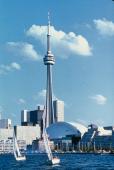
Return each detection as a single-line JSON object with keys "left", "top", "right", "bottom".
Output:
{"left": 0, "top": 119, "right": 12, "bottom": 129}
{"left": 21, "top": 110, "right": 29, "bottom": 126}
{"left": 43, "top": 14, "right": 55, "bottom": 127}
{"left": 53, "top": 100, "right": 64, "bottom": 122}
{"left": 21, "top": 106, "right": 44, "bottom": 127}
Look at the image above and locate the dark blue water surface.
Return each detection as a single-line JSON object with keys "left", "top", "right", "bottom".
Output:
{"left": 0, "top": 153, "right": 114, "bottom": 170}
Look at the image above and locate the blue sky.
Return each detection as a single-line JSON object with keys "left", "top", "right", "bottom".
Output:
{"left": 0, "top": 0, "right": 114, "bottom": 126}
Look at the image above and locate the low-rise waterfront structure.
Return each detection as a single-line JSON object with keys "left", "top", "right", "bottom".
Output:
{"left": 15, "top": 125, "right": 41, "bottom": 145}
{"left": 80, "top": 124, "right": 114, "bottom": 151}
{"left": 0, "top": 124, "right": 41, "bottom": 152}
{"left": 0, "top": 128, "right": 13, "bottom": 140}
{"left": 0, "top": 139, "right": 26, "bottom": 154}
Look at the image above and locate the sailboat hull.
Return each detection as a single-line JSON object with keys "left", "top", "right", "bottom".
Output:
{"left": 52, "top": 158, "right": 60, "bottom": 165}
{"left": 15, "top": 156, "right": 26, "bottom": 161}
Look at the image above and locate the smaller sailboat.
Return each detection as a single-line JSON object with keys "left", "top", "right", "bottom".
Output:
{"left": 13, "top": 130, "right": 26, "bottom": 161}
{"left": 43, "top": 109, "right": 60, "bottom": 165}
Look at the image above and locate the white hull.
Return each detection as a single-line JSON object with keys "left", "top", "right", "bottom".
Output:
{"left": 15, "top": 156, "right": 26, "bottom": 161}
{"left": 52, "top": 158, "right": 60, "bottom": 165}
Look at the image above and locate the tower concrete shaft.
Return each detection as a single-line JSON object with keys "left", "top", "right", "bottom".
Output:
{"left": 43, "top": 14, "right": 55, "bottom": 127}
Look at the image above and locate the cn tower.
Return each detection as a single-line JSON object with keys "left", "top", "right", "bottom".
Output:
{"left": 43, "top": 14, "right": 55, "bottom": 127}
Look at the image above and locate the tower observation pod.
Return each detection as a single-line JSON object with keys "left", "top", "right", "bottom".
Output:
{"left": 43, "top": 13, "right": 55, "bottom": 127}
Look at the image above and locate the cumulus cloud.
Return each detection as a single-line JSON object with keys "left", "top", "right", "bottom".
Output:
{"left": 94, "top": 18, "right": 114, "bottom": 36}
{"left": 26, "top": 25, "right": 92, "bottom": 58}
{"left": 0, "top": 62, "right": 21, "bottom": 75}
{"left": 90, "top": 94, "right": 107, "bottom": 105}
{"left": 17, "top": 98, "right": 26, "bottom": 105}
{"left": 7, "top": 42, "right": 41, "bottom": 61}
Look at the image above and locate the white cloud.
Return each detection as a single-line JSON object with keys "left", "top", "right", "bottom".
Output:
{"left": 94, "top": 18, "right": 114, "bottom": 36}
{"left": 0, "top": 62, "right": 21, "bottom": 75}
{"left": 38, "top": 89, "right": 46, "bottom": 99}
{"left": 10, "top": 62, "right": 21, "bottom": 70}
{"left": 33, "top": 89, "right": 46, "bottom": 102}
{"left": 90, "top": 94, "right": 107, "bottom": 105}
{"left": 7, "top": 42, "right": 41, "bottom": 61}
{"left": 26, "top": 25, "right": 92, "bottom": 58}
{"left": 34, "top": 89, "right": 58, "bottom": 103}
{"left": 17, "top": 98, "right": 26, "bottom": 105}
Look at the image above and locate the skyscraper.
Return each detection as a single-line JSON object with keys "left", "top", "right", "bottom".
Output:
{"left": 43, "top": 14, "right": 55, "bottom": 127}
{"left": 53, "top": 100, "right": 64, "bottom": 122}
{"left": 21, "top": 106, "right": 44, "bottom": 126}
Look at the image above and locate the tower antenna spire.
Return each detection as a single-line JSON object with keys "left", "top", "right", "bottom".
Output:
{"left": 48, "top": 12, "right": 50, "bottom": 26}
{"left": 47, "top": 12, "right": 51, "bottom": 53}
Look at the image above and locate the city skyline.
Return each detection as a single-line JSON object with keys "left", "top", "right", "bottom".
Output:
{"left": 0, "top": 0, "right": 114, "bottom": 126}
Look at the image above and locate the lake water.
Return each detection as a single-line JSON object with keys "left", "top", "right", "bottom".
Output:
{"left": 0, "top": 153, "right": 114, "bottom": 170}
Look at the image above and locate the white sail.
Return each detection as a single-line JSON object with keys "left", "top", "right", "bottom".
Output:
{"left": 42, "top": 108, "right": 60, "bottom": 165}
{"left": 13, "top": 130, "right": 26, "bottom": 161}
{"left": 15, "top": 137, "right": 21, "bottom": 157}
{"left": 43, "top": 128, "right": 53, "bottom": 160}
{"left": 42, "top": 108, "right": 52, "bottom": 160}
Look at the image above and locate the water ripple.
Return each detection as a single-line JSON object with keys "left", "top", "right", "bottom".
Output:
{"left": 0, "top": 153, "right": 114, "bottom": 170}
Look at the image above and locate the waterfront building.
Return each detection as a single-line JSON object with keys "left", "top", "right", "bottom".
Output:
{"left": 93, "top": 127, "right": 112, "bottom": 150}
{"left": 0, "top": 128, "right": 13, "bottom": 140}
{"left": 80, "top": 124, "right": 97, "bottom": 145}
{"left": 0, "top": 119, "right": 12, "bottom": 129}
{"left": 80, "top": 124, "right": 113, "bottom": 151}
{"left": 0, "top": 139, "right": 26, "bottom": 154}
{"left": 53, "top": 100, "right": 64, "bottom": 122}
{"left": 0, "top": 125, "right": 41, "bottom": 147}
{"left": 14, "top": 125, "right": 41, "bottom": 145}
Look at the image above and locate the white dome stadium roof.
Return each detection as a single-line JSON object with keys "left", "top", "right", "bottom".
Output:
{"left": 69, "top": 122, "right": 87, "bottom": 137}
{"left": 47, "top": 122, "right": 81, "bottom": 140}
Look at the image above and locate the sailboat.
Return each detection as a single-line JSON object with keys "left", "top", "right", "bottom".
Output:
{"left": 13, "top": 130, "right": 26, "bottom": 161}
{"left": 42, "top": 109, "right": 60, "bottom": 165}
